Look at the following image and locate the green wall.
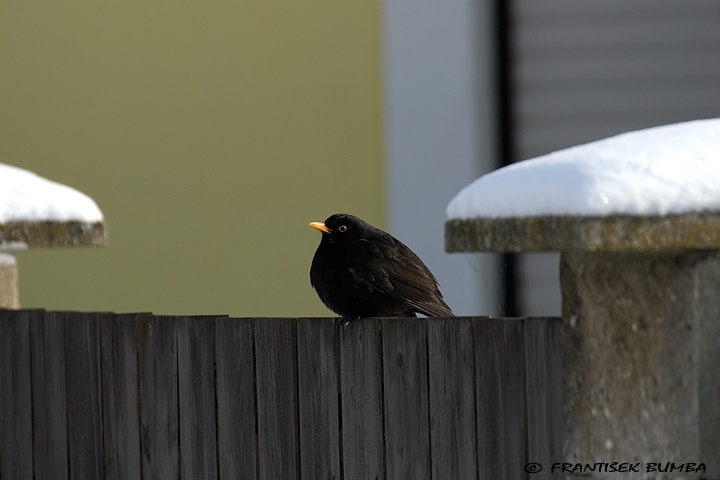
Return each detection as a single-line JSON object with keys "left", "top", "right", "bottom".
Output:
{"left": 1, "top": 1, "right": 384, "bottom": 316}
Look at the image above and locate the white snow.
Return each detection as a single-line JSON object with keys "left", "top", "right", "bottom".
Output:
{"left": 446, "top": 118, "right": 720, "bottom": 219}
{"left": 0, "top": 163, "right": 103, "bottom": 223}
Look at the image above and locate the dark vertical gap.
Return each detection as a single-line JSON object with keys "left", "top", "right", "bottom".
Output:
{"left": 28, "top": 311, "right": 37, "bottom": 480}
{"left": 27, "top": 312, "right": 36, "bottom": 480}
{"left": 471, "top": 319, "right": 480, "bottom": 480}
{"left": 379, "top": 319, "right": 388, "bottom": 480}
{"left": 294, "top": 320, "right": 302, "bottom": 480}
{"left": 92, "top": 313, "right": 107, "bottom": 476}
{"left": 336, "top": 322, "right": 344, "bottom": 480}
{"left": 176, "top": 318, "right": 182, "bottom": 480}
{"left": 135, "top": 315, "right": 145, "bottom": 480}
{"left": 100, "top": 315, "right": 107, "bottom": 477}
{"left": 212, "top": 317, "right": 220, "bottom": 480}
{"left": 495, "top": 0, "right": 520, "bottom": 317}
{"left": 495, "top": 0, "right": 514, "bottom": 167}
{"left": 62, "top": 313, "right": 71, "bottom": 480}
{"left": 424, "top": 319, "right": 433, "bottom": 480}
{"left": 252, "top": 319, "right": 260, "bottom": 480}
{"left": 97, "top": 313, "right": 106, "bottom": 479}
{"left": 502, "top": 255, "right": 519, "bottom": 317}
{"left": 522, "top": 319, "right": 531, "bottom": 480}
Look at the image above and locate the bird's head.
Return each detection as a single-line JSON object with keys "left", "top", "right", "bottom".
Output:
{"left": 309, "top": 213, "right": 370, "bottom": 243}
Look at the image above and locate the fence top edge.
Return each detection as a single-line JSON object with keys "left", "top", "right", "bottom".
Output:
{"left": 0, "top": 311, "right": 561, "bottom": 323}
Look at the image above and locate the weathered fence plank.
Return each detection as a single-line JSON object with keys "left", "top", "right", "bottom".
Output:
{"left": 138, "top": 315, "right": 179, "bottom": 480}
{"left": 30, "top": 310, "right": 69, "bottom": 480}
{"left": 255, "top": 318, "right": 300, "bottom": 480}
{"left": 215, "top": 317, "right": 257, "bottom": 480}
{"left": 476, "top": 317, "right": 527, "bottom": 480}
{"left": 177, "top": 316, "right": 218, "bottom": 479}
{"left": 66, "top": 312, "right": 104, "bottom": 480}
{"left": 382, "top": 317, "right": 431, "bottom": 479}
{"left": 297, "top": 318, "right": 342, "bottom": 479}
{"left": 0, "top": 311, "right": 563, "bottom": 480}
{"left": 524, "top": 318, "right": 564, "bottom": 480}
{"left": 428, "top": 317, "right": 477, "bottom": 480}
{"left": 340, "top": 318, "right": 385, "bottom": 480}
{"left": 100, "top": 313, "right": 142, "bottom": 478}
{"left": 0, "top": 309, "right": 33, "bottom": 480}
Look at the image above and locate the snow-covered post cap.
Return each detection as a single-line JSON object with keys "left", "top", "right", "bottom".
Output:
{"left": 445, "top": 118, "right": 720, "bottom": 252}
{"left": 0, "top": 164, "right": 105, "bottom": 249}
{"left": 444, "top": 119, "right": 720, "bottom": 471}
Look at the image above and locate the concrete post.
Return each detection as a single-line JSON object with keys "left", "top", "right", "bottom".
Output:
{"left": 0, "top": 252, "right": 19, "bottom": 308}
{"left": 561, "top": 251, "right": 719, "bottom": 477}
{"left": 0, "top": 221, "right": 105, "bottom": 308}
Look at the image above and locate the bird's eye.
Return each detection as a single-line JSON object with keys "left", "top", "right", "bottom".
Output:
{"left": 338, "top": 225, "right": 347, "bottom": 233}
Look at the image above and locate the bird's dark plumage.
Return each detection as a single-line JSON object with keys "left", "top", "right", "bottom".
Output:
{"left": 309, "top": 213, "right": 454, "bottom": 321}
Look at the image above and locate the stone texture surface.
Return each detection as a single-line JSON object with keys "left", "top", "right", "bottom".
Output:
{"left": 445, "top": 212, "right": 720, "bottom": 253}
{"left": 560, "top": 251, "right": 720, "bottom": 479}
{"left": 0, "top": 220, "right": 105, "bottom": 248}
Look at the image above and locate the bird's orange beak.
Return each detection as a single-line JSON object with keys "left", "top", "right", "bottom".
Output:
{"left": 309, "top": 221, "right": 332, "bottom": 234}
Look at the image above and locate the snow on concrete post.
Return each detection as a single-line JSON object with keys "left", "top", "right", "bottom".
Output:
{"left": 0, "top": 164, "right": 105, "bottom": 308}
{"left": 445, "top": 119, "right": 720, "bottom": 479}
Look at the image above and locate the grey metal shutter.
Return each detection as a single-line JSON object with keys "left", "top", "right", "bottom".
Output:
{"left": 510, "top": 0, "right": 720, "bottom": 314}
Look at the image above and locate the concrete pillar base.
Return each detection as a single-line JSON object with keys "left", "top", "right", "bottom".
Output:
{"left": 560, "top": 251, "right": 720, "bottom": 479}
{"left": 0, "top": 252, "right": 19, "bottom": 308}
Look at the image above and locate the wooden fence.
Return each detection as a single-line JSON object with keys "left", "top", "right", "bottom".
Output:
{"left": 0, "top": 311, "right": 563, "bottom": 480}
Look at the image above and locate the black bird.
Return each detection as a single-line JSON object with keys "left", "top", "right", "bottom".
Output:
{"left": 309, "top": 213, "right": 454, "bottom": 321}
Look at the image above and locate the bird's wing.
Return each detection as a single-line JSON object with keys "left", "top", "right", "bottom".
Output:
{"left": 386, "top": 261, "right": 454, "bottom": 317}
{"left": 353, "top": 238, "right": 454, "bottom": 317}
